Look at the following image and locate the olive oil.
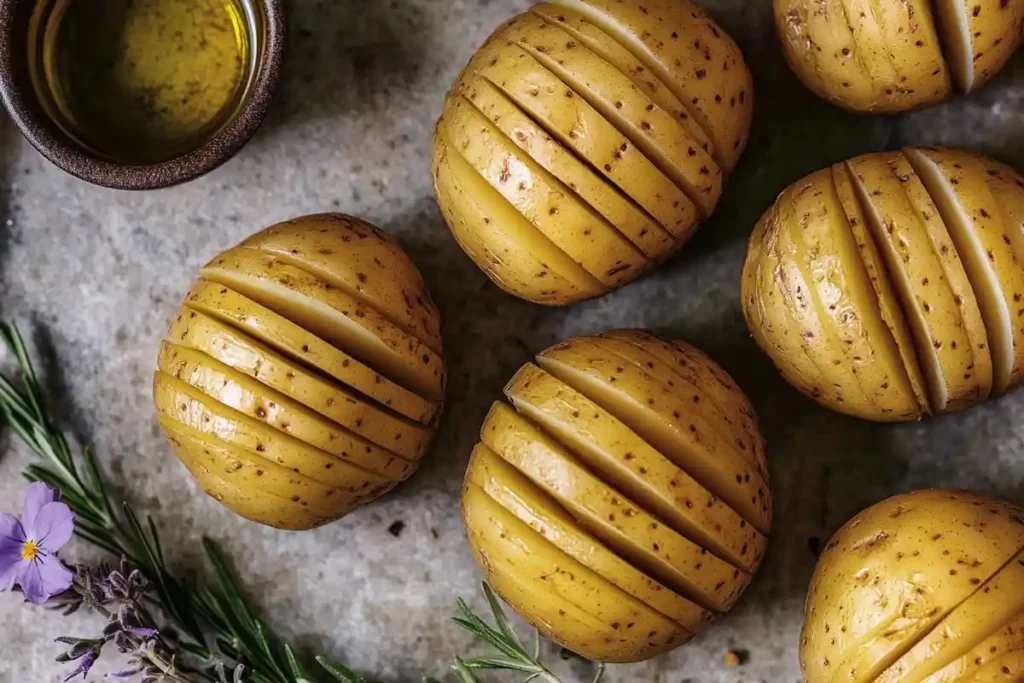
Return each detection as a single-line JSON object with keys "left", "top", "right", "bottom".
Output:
{"left": 28, "top": 0, "right": 255, "bottom": 165}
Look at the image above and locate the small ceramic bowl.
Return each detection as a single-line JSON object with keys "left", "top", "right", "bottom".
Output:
{"left": 0, "top": 0, "right": 285, "bottom": 190}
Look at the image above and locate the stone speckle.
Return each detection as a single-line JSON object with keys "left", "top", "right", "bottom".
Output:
{"left": 0, "top": 1, "right": 1022, "bottom": 682}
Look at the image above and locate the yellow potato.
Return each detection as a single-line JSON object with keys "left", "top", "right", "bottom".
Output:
{"left": 180, "top": 280, "right": 442, "bottom": 426}
{"left": 934, "top": 0, "right": 1024, "bottom": 93}
{"left": 466, "top": 444, "right": 712, "bottom": 632}
{"left": 800, "top": 489, "right": 1024, "bottom": 683}
{"left": 440, "top": 93, "right": 651, "bottom": 288}
{"left": 202, "top": 248, "right": 446, "bottom": 402}
{"left": 537, "top": 337, "right": 772, "bottom": 534}
{"left": 461, "top": 480, "right": 690, "bottom": 663}
{"left": 919, "top": 612, "right": 1024, "bottom": 683}
{"left": 158, "top": 342, "right": 419, "bottom": 473}
{"left": 238, "top": 214, "right": 443, "bottom": 355}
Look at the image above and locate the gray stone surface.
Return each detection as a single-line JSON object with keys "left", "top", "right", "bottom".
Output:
{"left": 0, "top": 1, "right": 1022, "bottom": 681}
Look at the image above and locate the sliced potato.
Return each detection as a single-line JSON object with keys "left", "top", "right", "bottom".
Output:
{"left": 504, "top": 363, "right": 765, "bottom": 573}
{"left": 455, "top": 74, "right": 677, "bottom": 261}
{"left": 159, "top": 415, "right": 349, "bottom": 516}
{"left": 906, "top": 147, "right": 1024, "bottom": 395}
{"left": 441, "top": 94, "right": 651, "bottom": 288}
{"left": 875, "top": 547, "right": 1024, "bottom": 683}
{"left": 165, "top": 308, "right": 436, "bottom": 456}
{"left": 530, "top": 3, "right": 714, "bottom": 158}
{"left": 238, "top": 214, "right": 444, "bottom": 355}
{"left": 846, "top": 152, "right": 992, "bottom": 412}
{"left": 872, "top": 0, "right": 950, "bottom": 104}
{"left": 463, "top": 36, "right": 699, "bottom": 238}
{"left": 181, "top": 280, "right": 442, "bottom": 425}
{"left": 158, "top": 342, "right": 419, "bottom": 473}
{"left": 432, "top": 128, "right": 603, "bottom": 304}
{"left": 201, "top": 248, "right": 446, "bottom": 401}
{"left": 920, "top": 612, "right": 1024, "bottom": 683}
{"left": 800, "top": 490, "right": 1024, "bottom": 683}
{"left": 537, "top": 338, "right": 771, "bottom": 535}
{"left": 153, "top": 371, "right": 395, "bottom": 492}
{"left": 832, "top": 162, "right": 932, "bottom": 414}
{"left": 551, "top": 0, "right": 752, "bottom": 170}
{"left": 498, "top": 13, "right": 723, "bottom": 216}
{"left": 462, "top": 480, "right": 689, "bottom": 663}
{"left": 934, "top": 0, "right": 1024, "bottom": 92}
{"left": 466, "top": 443, "right": 712, "bottom": 632}
{"left": 480, "top": 403, "right": 748, "bottom": 613}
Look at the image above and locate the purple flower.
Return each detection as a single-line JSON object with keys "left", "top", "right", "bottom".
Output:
{"left": 0, "top": 482, "right": 75, "bottom": 604}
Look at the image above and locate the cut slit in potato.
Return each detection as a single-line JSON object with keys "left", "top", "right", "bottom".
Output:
{"left": 504, "top": 363, "right": 765, "bottom": 573}
{"left": 466, "top": 443, "right": 711, "bottom": 632}
{"left": 921, "top": 612, "right": 1024, "bottom": 683}
{"left": 181, "top": 280, "right": 442, "bottom": 426}
{"left": 455, "top": 75, "right": 676, "bottom": 260}
{"left": 201, "top": 250, "right": 446, "bottom": 402}
{"left": 442, "top": 95, "right": 651, "bottom": 288}
{"left": 498, "top": 13, "right": 723, "bottom": 216}
{"left": 933, "top": 0, "right": 975, "bottom": 92}
{"left": 905, "top": 148, "right": 1020, "bottom": 395}
{"left": 481, "top": 403, "right": 749, "bottom": 613}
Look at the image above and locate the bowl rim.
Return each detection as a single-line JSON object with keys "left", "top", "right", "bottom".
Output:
{"left": 0, "top": 0, "right": 286, "bottom": 191}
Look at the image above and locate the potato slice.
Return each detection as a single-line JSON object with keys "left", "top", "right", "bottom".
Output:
{"left": 432, "top": 129, "right": 602, "bottom": 305}
{"left": 481, "top": 403, "right": 747, "bottom": 612}
{"left": 466, "top": 443, "right": 711, "bottom": 631}
{"left": 832, "top": 163, "right": 932, "bottom": 414}
{"left": 550, "top": 0, "right": 752, "bottom": 170}
{"left": 529, "top": 3, "right": 714, "bottom": 158}
{"left": 920, "top": 612, "right": 1024, "bottom": 683}
{"left": 537, "top": 335, "right": 771, "bottom": 535}
{"left": 875, "top": 547, "right": 1024, "bottom": 683}
{"left": 462, "top": 480, "right": 690, "bottom": 663}
{"left": 153, "top": 371, "right": 395, "bottom": 492}
{"left": 871, "top": 0, "right": 950, "bottom": 105}
{"left": 462, "top": 483, "right": 676, "bottom": 663}
{"left": 497, "top": 13, "right": 723, "bottom": 216}
{"left": 906, "top": 147, "right": 1024, "bottom": 395}
{"left": 165, "top": 308, "right": 435, "bottom": 458}
{"left": 158, "top": 342, "right": 419, "bottom": 473}
{"left": 463, "top": 37, "right": 698, "bottom": 238}
{"left": 441, "top": 94, "right": 651, "bottom": 288}
{"left": 201, "top": 248, "right": 446, "bottom": 401}
{"left": 800, "top": 490, "right": 1024, "bottom": 683}
{"left": 846, "top": 152, "right": 992, "bottom": 412}
{"left": 504, "top": 363, "right": 765, "bottom": 573}
{"left": 933, "top": 0, "right": 1024, "bottom": 92}
{"left": 159, "top": 416, "right": 349, "bottom": 516}
{"left": 600, "top": 331, "right": 769, "bottom": 474}
{"left": 181, "top": 280, "right": 441, "bottom": 425}
{"left": 238, "top": 214, "right": 443, "bottom": 355}
{"left": 455, "top": 75, "right": 677, "bottom": 261}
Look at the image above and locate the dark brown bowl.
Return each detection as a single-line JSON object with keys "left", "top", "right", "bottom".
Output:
{"left": 0, "top": 0, "right": 285, "bottom": 190}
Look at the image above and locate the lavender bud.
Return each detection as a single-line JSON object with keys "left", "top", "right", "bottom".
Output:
{"left": 61, "top": 651, "right": 99, "bottom": 682}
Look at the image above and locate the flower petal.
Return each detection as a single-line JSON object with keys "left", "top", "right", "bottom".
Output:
{"left": 19, "top": 554, "right": 73, "bottom": 604}
{"left": 0, "top": 515, "right": 26, "bottom": 590}
{"left": 30, "top": 501, "right": 75, "bottom": 552}
{"left": 21, "top": 482, "right": 60, "bottom": 532}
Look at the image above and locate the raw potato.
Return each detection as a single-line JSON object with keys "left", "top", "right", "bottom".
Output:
{"left": 434, "top": 0, "right": 753, "bottom": 305}
{"left": 800, "top": 490, "right": 1024, "bottom": 683}
{"left": 461, "top": 330, "right": 772, "bottom": 662}
{"left": 155, "top": 215, "right": 445, "bottom": 530}
{"left": 743, "top": 148, "right": 1024, "bottom": 421}
{"left": 775, "top": 0, "right": 1023, "bottom": 113}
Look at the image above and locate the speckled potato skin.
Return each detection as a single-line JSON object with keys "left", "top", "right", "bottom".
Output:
{"left": 155, "top": 214, "right": 445, "bottom": 530}
{"left": 433, "top": 0, "right": 754, "bottom": 305}
{"left": 461, "top": 330, "right": 771, "bottom": 663}
{"left": 800, "top": 489, "right": 1024, "bottom": 683}
{"left": 742, "top": 147, "right": 1024, "bottom": 421}
{"left": 775, "top": 0, "right": 1024, "bottom": 113}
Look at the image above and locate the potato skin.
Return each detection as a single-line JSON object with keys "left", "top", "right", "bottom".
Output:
{"left": 155, "top": 214, "right": 445, "bottom": 530}
{"left": 743, "top": 148, "right": 1024, "bottom": 421}
{"left": 800, "top": 489, "right": 1024, "bottom": 683}
{"left": 461, "top": 330, "right": 771, "bottom": 662}
{"left": 433, "top": 0, "right": 753, "bottom": 305}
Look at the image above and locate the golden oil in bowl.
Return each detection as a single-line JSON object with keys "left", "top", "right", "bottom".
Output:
{"left": 26, "top": 0, "right": 259, "bottom": 165}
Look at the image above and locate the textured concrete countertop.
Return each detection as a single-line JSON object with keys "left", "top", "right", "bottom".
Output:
{"left": 1, "top": 1, "right": 1023, "bottom": 681}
